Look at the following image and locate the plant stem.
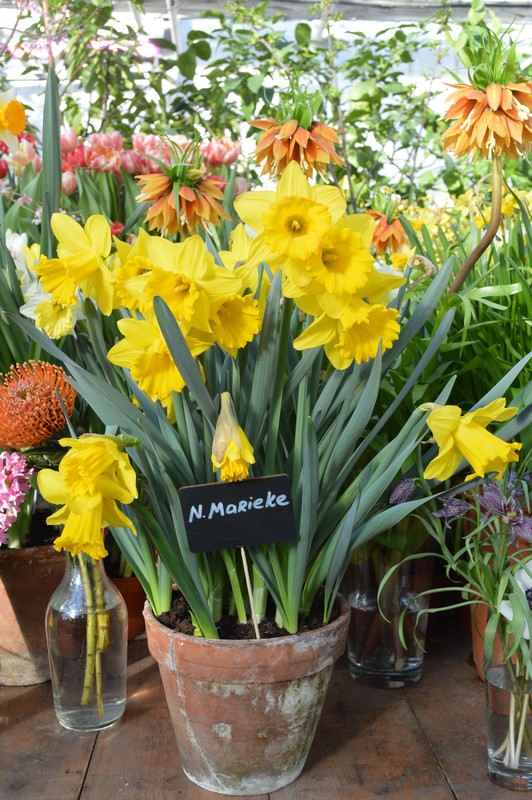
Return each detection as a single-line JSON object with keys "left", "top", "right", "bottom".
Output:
{"left": 447, "top": 155, "right": 502, "bottom": 295}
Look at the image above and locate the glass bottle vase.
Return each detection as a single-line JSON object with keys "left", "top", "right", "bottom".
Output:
{"left": 45, "top": 551, "right": 128, "bottom": 731}
{"left": 342, "top": 527, "right": 433, "bottom": 689}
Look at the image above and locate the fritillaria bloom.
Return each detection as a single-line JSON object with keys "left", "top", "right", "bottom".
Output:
{"left": 251, "top": 117, "right": 344, "bottom": 179}
{"left": 441, "top": 81, "right": 532, "bottom": 161}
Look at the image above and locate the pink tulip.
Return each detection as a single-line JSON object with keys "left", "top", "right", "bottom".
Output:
{"left": 234, "top": 176, "right": 248, "bottom": 197}
{"left": 200, "top": 137, "right": 242, "bottom": 168}
{"left": 84, "top": 144, "right": 122, "bottom": 174}
{"left": 61, "top": 127, "right": 79, "bottom": 154}
{"left": 63, "top": 146, "right": 86, "bottom": 169}
{"left": 61, "top": 169, "right": 78, "bottom": 195}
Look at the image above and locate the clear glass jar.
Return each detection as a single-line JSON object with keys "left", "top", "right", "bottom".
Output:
{"left": 45, "top": 551, "right": 128, "bottom": 731}
{"left": 342, "top": 522, "right": 433, "bottom": 689}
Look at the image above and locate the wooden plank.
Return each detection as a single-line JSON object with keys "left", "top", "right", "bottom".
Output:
{"left": 405, "top": 620, "right": 504, "bottom": 800}
{"left": 0, "top": 680, "right": 96, "bottom": 800}
{"left": 276, "top": 654, "right": 454, "bottom": 800}
{"left": 80, "top": 638, "right": 269, "bottom": 800}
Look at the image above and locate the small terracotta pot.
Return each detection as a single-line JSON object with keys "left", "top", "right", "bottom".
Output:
{"left": 0, "top": 545, "right": 64, "bottom": 685}
{"left": 111, "top": 575, "right": 145, "bottom": 639}
{"left": 144, "top": 597, "right": 350, "bottom": 796}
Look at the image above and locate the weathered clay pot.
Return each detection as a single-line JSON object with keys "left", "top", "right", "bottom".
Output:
{"left": 0, "top": 545, "right": 64, "bottom": 685}
{"left": 111, "top": 575, "right": 145, "bottom": 640}
{"left": 144, "top": 596, "right": 350, "bottom": 796}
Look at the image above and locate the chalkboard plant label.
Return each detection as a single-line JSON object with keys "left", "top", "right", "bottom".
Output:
{"left": 179, "top": 474, "right": 298, "bottom": 554}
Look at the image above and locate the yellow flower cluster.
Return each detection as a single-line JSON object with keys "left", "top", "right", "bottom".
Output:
{"left": 234, "top": 162, "right": 404, "bottom": 369}
{"left": 34, "top": 214, "right": 263, "bottom": 417}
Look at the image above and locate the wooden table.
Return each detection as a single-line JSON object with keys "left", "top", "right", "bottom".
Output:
{"left": 0, "top": 616, "right": 504, "bottom": 800}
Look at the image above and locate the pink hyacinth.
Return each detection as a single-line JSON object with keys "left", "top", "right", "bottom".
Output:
{"left": 0, "top": 451, "right": 34, "bottom": 545}
{"left": 200, "top": 137, "right": 242, "bottom": 168}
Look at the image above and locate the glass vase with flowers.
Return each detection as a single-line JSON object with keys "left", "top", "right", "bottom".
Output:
{"left": 405, "top": 451, "right": 532, "bottom": 790}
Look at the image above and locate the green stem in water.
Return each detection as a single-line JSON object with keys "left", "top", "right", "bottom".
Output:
{"left": 447, "top": 155, "right": 503, "bottom": 295}
{"left": 79, "top": 555, "right": 97, "bottom": 707}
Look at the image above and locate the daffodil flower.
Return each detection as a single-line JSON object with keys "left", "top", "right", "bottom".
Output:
{"left": 423, "top": 398, "right": 521, "bottom": 482}
{"left": 37, "top": 435, "right": 138, "bottom": 560}
{"left": 233, "top": 161, "right": 346, "bottom": 262}
{"left": 211, "top": 393, "right": 255, "bottom": 482}
{"left": 0, "top": 89, "right": 26, "bottom": 153}
{"left": 49, "top": 213, "right": 115, "bottom": 315}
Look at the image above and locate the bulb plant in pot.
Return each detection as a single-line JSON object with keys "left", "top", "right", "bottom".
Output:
{"left": 21, "top": 102, "right": 532, "bottom": 796}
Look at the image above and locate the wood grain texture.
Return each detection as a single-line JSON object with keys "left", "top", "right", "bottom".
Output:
{"left": 0, "top": 616, "right": 507, "bottom": 800}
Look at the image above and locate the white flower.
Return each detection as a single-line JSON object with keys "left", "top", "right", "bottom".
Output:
{"left": 499, "top": 564, "right": 532, "bottom": 639}
{"left": 5, "top": 228, "right": 28, "bottom": 272}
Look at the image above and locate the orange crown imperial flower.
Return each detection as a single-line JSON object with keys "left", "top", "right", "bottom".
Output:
{"left": 367, "top": 210, "right": 408, "bottom": 255}
{"left": 135, "top": 139, "right": 230, "bottom": 237}
{"left": 0, "top": 361, "right": 77, "bottom": 448}
{"left": 441, "top": 81, "right": 532, "bottom": 161}
{"left": 251, "top": 117, "right": 344, "bottom": 179}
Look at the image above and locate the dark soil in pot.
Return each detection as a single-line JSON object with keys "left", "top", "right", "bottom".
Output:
{"left": 157, "top": 588, "right": 340, "bottom": 639}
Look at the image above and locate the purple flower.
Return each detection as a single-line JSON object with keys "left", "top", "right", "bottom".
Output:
{"left": 388, "top": 479, "right": 416, "bottom": 505}
{"left": 433, "top": 496, "right": 470, "bottom": 522}
{"left": 479, "top": 479, "right": 532, "bottom": 547}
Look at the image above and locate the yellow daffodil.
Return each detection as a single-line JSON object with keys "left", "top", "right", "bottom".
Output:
{"left": 50, "top": 213, "right": 115, "bottom": 315}
{"left": 107, "top": 314, "right": 211, "bottom": 412}
{"left": 218, "top": 223, "right": 272, "bottom": 305}
{"left": 209, "top": 293, "right": 262, "bottom": 357}
{"left": 262, "top": 195, "right": 332, "bottom": 260}
{"left": 293, "top": 299, "right": 400, "bottom": 369}
{"left": 233, "top": 161, "right": 346, "bottom": 263}
{"left": 143, "top": 235, "right": 242, "bottom": 334}
{"left": 211, "top": 392, "right": 255, "bottom": 482}
{"left": 37, "top": 435, "right": 138, "bottom": 560}
{"left": 0, "top": 89, "right": 26, "bottom": 153}
{"left": 303, "top": 225, "right": 375, "bottom": 294}
{"left": 423, "top": 398, "right": 521, "bottom": 482}
{"left": 35, "top": 255, "right": 78, "bottom": 306}
{"left": 34, "top": 297, "right": 78, "bottom": 339}
{"left": 113, "top": 228, "right": 154, "bottom": 312}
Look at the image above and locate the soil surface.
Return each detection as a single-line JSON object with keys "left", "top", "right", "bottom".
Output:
{"left": 157, "top": 588, "right": 340, "bottom": 640}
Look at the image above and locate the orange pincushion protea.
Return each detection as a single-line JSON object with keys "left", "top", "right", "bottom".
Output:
{"left": 441, "top": 82, "right": 532, "bottom": 161}
{"left": 0, "top": 361, "right": 77, "bottom": 448}
{"left": 136, "top": 169, "right": 230, "bottom": 237}
{"left": 367, "top": 210, "right": 408, "bottom": 255}
{"left": 251, "top": 118, "right": 344, "bottom": 179}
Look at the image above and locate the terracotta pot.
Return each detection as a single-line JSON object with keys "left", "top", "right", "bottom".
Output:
{"left": 111, "top": 575, "right": 145, "bottom": 639}
{"left": 0, "top": 545, "right": 64, "bottom": 685}
{"left": 144, "top": 596, "right": 350, "bottom": 796}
